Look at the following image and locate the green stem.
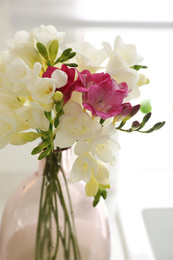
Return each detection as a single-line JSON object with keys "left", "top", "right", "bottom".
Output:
{"left": 60, "top": 165, "right": 81, "bottom": 260}
{"left": 35, "top": 150, "right": 81, "bottom": 260}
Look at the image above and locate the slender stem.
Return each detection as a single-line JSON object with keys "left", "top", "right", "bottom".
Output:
{"left": 35, "top": 171, "right": 46, "bottom": 260}
{"left": 60, "top": 165, "right": 81, "bottom": 260}
{"left": 35, "top": 150, "right": 81, "bottom": 260}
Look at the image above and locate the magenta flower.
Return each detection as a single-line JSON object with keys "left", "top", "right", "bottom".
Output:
{"left": 42, "top": 64, "right": 76, "bottom": 103}
{"left": 76, "top": 70, "right": 130, "bottom": 119}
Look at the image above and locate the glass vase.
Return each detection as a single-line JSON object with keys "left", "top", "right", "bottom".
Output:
{"left": 0, "top": 148, "right": 110, "bottom": 260}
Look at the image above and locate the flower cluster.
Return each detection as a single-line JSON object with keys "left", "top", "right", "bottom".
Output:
{"left": 0, "top": 25, "right": 164, "bottom": 204}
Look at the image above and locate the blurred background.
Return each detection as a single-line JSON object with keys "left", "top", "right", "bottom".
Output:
{"left": 0, "top": 1, "right": 173, "bottom": 259}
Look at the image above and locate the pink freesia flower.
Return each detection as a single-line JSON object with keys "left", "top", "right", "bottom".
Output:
{"left": 42, "top": 64, "right": 76, "bottom": 103}
{"left": 76, "top": 70, "right": 131, "bottom": 119}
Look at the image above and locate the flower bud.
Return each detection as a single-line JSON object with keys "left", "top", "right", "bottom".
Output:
{"left": 53, "top": 91, "right": 63, "bottom": 102}
{"left": 24, "top": 132, "right": 42, "bottom": 142}
{"left": 137, "top": 73, "right": 150, "bottom": 87}
{"left": 140, "top": 99, "right": 152, "bottom": 114}
{"left": 131, "top": 121, "right": 140, "bottom": 130}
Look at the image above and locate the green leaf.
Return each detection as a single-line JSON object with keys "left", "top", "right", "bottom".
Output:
{"left": 131, "top": 65, "right": 148, "bottom": 71}
{"left": 93, "top": 199, "right": 100, "bottom": 207}
{"left": 54, "top": 48, "right": 77, "bottom": 65}
{"left": 54, "top": 48, "right": 72, "bottom": 64}
{"left": 63, "top": 63, "right": 78, "bottom": 67}
{"left": 48, "top": 40, "right": 59, "bottom": 65}
{"left": 44, "top": 111, "right": 52, "bottom": 121}
{"left": 67, "top": 52, "right": 76, "bottom": 59}
{"left": 92, "top": 188, "right": 101, "bottom": 207}
{"left": 31, "top": 140, "right": 50, "bottom": 155}
{"left": 100, "top": 118, "right": 105, "bottom": 125}
{"left": 38, "top": 146, "right": 52, "bottom": 160}
{"left": 92, "top": 186, "right": 107, "bottom": 207}
{"left": 36, "top": 42, "right": 48, "bottom": 60}
{"left": 54, "top": 116, "right": 59, "bottom": 128}
{"left": 101, "top": 188, "right": 107, "bottom": 200}
{"left": 61, "top": 48, "right": 72, "bottom": 56}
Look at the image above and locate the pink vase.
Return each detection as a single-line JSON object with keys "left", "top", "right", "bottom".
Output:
{"left": 0, "top": 149, "right": 110, "bottom": 260}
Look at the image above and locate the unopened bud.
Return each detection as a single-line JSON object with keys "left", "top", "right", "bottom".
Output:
{"left": 53, "top": 91, "right": 63, "bottom": 102}
{"left": 24, "top": 132, "right": 41, "bottom": 142}
{"left": 140, "top": 100, "right": 152, "bottom": 114}
{"left": 131, "top": 121, "right": 140, "bottom": 130}
{"left": 137, "top": 74, "right": 150, "bottom": 87}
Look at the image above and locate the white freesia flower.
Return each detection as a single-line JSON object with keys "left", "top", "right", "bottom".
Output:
{"left": 114, "top": 36, "right": 143, "bottom": 66}
{"left": 103, "top": 35, "right": 143, "bottom": 67}
{"left": 16, "top": 102, "right": 49, "bottom": 131}
{"left": 90, "top": 123, "right": 120, "bottom": 165}
{"left": 5, "top": 58, "right": 33, "bottom": 96}
{"left": 1, "top": 54, "right": 43, "bottom": 98}
{"left": 85, "top": 160, "right": 110, "bottom": 196}
{"left": 84, "top": 159, "right": 110, "bottom": 197}
{"left": 55, "top": 101, "right": 102, "bottom": 148}
{"left": 12, "top": 61, "right": 56, "bottom": 110}
{"left": 0, "top": 112, "right": 28, "bottom": 148}
{"left": 0, "top": 25, "right": 152, "bottom": 202}
{"left": 0, "top": 51, "right": 8, "bottom": 73}
{"left": 94, "top": 160, "right": 110, "bottom": 186}
{"left": 74, "top": 123, "right": 119, "bottom": 166}
{"left": 21, "top": 61, "right": 42, "bottom": 87}
{"left": 6, "top": 30, "right": 34, "bottom": 50}
{"left": 6, "top": 31, "right": 42, "bottom": 68}
{"left": 0, "top": 114, "right": 19, "bottom": 148}
{"left": 74, "top": 141, "right": 90, "bottom": 156}
{"left": 103, "top": 36, "right": 145, "bottom": 100}
{"left": 69, "top": 41, "right": 107, "bottom": 73}
{"left": 106, "top": 61, "right": 140, "bottom": 100}
{"left": 85, "top": 176, "right": 99, "bottom": 197}
{"left": 28, "top": 77, "right": 55, "bottom": 105}
{"left": 0, "top": 52, "right": 14, "bottom": 92}
{"left": 70, "top": 153, "right": 97, "bottom": 183}
{"left": 0, "top": 89, "right": 23, "bottom": 111}
{"left": 32, "top": 25, "right": 65, "bottom": 47}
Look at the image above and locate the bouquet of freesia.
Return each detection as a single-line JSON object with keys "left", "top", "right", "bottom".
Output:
{"left": 0, "top": 25, "right": 165, "bottom": 260}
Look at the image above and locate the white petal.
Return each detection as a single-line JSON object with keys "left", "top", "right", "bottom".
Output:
{"left": 55, "top": 129, "right": 75, "bottom": 148}
{"left": 16, "top": 102, "right": 49, "bottom": 131}
{"left": 70, "top": 154, "right": 97, "bottom": 183}
{"left": 94, "top": 161, "right": 110, "bottom": 186}
{"left": 63, "top": 100, "right": 82, "bottom": 115}
{"left": 33, "top": 62, "right": 42, "bottom": 76}
{"left": 102, "top": 123, "right": 117, "bottom": 136}
{"left": 85, "top": 177, "right": 99, "bottom": 197}
{"left": 51, "top": 69, "right": 68, "bottom": 88}
{"left": 74, "top": 141, "right": 90, "bottom": 156}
